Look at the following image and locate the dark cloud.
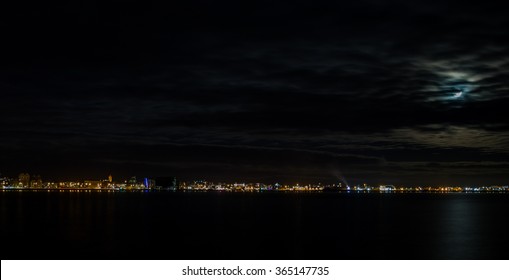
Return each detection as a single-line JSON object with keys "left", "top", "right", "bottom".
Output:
{"left": 1, "top": 0, "right": 508, "bottom": 185}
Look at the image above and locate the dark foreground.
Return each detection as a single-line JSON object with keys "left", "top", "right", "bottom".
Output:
{"left": 1, "top": 191, "right": 508, "bottom": 259}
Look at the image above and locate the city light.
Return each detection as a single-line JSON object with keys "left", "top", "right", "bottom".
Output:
{"left": 0, "top": 172, "right": 507, "bottom": 193}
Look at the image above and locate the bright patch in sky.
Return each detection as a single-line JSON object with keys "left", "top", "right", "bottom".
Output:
{"left": 426, "top": 88, "right": 467, "bottom": 102}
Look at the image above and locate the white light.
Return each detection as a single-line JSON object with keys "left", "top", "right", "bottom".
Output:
{"left": 453, "top": 90, "right": 463, "bottom": 98}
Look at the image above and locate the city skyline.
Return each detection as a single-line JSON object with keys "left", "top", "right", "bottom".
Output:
{"left": 2, "top": 171, "right": 508, "bottom": 190}
{"left": 2, "top": 0, "right": 509, "bottom": 185}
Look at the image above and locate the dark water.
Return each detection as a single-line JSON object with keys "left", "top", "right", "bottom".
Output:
{"left": 1, "top": 191, "right": 508, "bottom": 259}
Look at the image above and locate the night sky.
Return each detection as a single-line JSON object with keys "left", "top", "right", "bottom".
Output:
{"left": 2, "top": 0, "right": 508, "bottom": 185}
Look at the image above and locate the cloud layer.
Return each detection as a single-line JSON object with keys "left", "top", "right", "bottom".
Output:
{"left": 1, "top": 0, "right": 508, "bottom": 185}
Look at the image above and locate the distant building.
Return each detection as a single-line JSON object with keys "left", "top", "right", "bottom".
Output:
{"left": 30, "top": 175, "right": 43, "bottom": 188}
{"left": 0, "top": 174, "right": 10, "bottom": 187}
{"left": 128, "top": 176, "right": 137, "bottom": 187}
{"left": 18, "top": 173, "right": 30, "bottom": 187}
{"left": 380, "top": 185, "right": 395, "bottom": 191}
{"left": 143, "top": 177, "right": 156, "bottom": 188}
{"left": 84, "top": 180, "right": 102, "bottom": 189}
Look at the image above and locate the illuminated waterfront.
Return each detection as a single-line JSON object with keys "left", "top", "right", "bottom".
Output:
{"left": 1, "top": 172, "right": 507, "bottom": 193}
{"left": 2, "top": 186, "right": 508, "bottom": 193}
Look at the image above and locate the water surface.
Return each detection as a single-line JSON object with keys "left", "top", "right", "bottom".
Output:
{"left": 1, "top": 191, "right": 508, "bottom": 259}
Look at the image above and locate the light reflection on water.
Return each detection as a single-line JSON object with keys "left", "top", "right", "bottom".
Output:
{"left": 437, "top": 197, "right": 480, "bottom": 258}
{"left": 1, "top": 192, "right": 508, "bottom": 259}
